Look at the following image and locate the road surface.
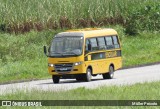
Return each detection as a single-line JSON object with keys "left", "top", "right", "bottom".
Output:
{"left": 0, "top": 64, "right": 160, "bottom": 95}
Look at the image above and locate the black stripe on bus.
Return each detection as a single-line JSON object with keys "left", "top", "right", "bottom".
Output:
{"left": 85, "top": 50, "right": 121, "bottom": 61}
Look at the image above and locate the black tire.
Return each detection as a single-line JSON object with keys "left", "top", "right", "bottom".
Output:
{"left": 103, "top": 65, "right": 114, "bottom": 79}
{"left": 84, "top": 68, "right": 92, "bottom": 82}
{"left": 52, "top": 75, "right": 60, "bottom": 83}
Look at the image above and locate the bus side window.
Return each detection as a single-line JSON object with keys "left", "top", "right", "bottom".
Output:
{"left": 112, "top": 36, "right": 120, "bottom": 48}
{"left": 105, "top": 36, "right": 114, "bottom": 49}
{"left": 90, "top": 38, "right": 98, "bottom": 50}
{"left": 97, "top": 37, "right": 106, "bottom": 50}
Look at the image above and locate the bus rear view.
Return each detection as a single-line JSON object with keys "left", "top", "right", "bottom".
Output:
{"left": 44, "top": 28, "right": 122, "bottom": 83}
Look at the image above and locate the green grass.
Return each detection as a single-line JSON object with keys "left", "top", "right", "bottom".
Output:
{"left": 2, "top": 82, "right": 160, "bottom": 100}
{"left": 0, "top": 82, "right": 160, "bottom": 108}
{"left": 0, "top": 25, "right": 160, "bottom": 83}
{"left": 122, "top": 32, "right": 160, "bottom": 66}
{"left": 0, "top": 29, "right": 62, "bottom": 83}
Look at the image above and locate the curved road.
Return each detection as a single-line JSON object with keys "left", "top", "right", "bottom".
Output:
{"left": 0, "top": 64, "right": 160, "bottom": 95}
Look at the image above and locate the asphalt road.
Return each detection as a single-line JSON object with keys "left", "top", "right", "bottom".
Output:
{"left": 0, "top": 64, "right": 160, "bottom": 95}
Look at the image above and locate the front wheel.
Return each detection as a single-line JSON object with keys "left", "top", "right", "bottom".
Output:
{"left": 84, "top": 68, "right": 92, "bottom": 82}
{"left": 102, "top": 65, "right": 114, "bottom": 79}
{"left": 52, "top": 75, "right": 60, "bottom": 83}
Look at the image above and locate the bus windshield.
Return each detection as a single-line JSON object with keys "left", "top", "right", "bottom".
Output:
{"left": 50, "top": 36, "right": 83, "bottom": 57}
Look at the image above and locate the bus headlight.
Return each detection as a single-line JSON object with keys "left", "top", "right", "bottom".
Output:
{"left": 74, "top": 62, "right": 83, "bottom": 66}
{"left": 48, "top": 63, "right": 54, "bottom": 67}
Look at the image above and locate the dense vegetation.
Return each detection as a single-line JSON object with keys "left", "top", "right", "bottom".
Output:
{"left": 0, "top": 0, "right": 160, "bottom": 34}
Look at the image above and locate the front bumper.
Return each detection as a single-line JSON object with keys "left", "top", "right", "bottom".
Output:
{"left": 48, "top": 63, "right": 86, "bottom": 75}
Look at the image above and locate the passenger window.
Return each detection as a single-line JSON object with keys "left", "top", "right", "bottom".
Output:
{"left": 90, "top": 38, "right": 98, "bottom": 50}
{"left": 97, "top": 37, "right": 106, "bottom": 50}
{"left": 105, "top": 36, "right": 114, "bottom": 49}
{"left": 112, "top": 36, "right": 120, "bottom": 48}
{"left": 105, "top": 36, "right": 113, "bottom": 45}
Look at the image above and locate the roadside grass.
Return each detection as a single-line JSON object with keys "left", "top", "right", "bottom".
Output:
{"left": 0, "top": 30, "right": 62, "bottom": 83}
{"left": 122, "top": 31, "right": 160, "bottom": 67}
{"left": 0, "top": 26, "right": 160, "bottom": 83}
{"left": 0, "top": 82, "right": 160, "bottom": 109}
{"left": 2, "top": 81, "right": 160, "bottom": 100}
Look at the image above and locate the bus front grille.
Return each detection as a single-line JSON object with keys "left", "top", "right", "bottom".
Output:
{"left": 54, "top": 63, "right": 73, "bottom": 73}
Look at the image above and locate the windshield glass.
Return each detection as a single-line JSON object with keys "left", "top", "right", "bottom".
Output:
{"left": 50, "top": 36, "right": 83, "bottom": 57}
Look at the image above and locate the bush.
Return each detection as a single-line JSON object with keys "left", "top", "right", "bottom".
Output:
{"left": 125, "top": 3, "right": 160, "bottom": 35}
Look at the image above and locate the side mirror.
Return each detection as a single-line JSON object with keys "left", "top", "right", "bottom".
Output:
{"left": 88, "top": 43, "right": 92, "bottom": 51}
{"left": 43, "top": 46, "right": 48, "bottom": 56}
{"left": 48, "top": 46, "right": 50, "bottom": 52}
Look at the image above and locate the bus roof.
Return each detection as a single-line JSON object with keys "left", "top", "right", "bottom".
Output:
{"left": 55, "top": 28, "right": 118, "bottom": 38}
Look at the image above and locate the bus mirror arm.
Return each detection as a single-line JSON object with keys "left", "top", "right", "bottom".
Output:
{"left": 43, "top": 46, "right": 48, "bottom": 57}
{"left": 48, "top": 46, "right": 50, "bottom": 53}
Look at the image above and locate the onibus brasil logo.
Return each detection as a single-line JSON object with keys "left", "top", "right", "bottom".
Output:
{"left": 1, "top": 101, "right": 42, "bottom": 106}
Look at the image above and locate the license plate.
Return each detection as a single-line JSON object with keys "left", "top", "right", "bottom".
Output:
{"left": 60, "top": 68, "right": 68, "bottom": 71}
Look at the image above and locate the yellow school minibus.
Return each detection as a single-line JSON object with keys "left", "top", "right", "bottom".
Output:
{"left": 44, "top": 28, "right": 122, "bottom": 83}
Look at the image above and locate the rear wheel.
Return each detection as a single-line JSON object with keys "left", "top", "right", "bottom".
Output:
{"left": 52, "top": 75, "right": 60, "bottom": 83}
{"left": 103, "top": 65, "right": 114, "bottom": 79}
{"left": 84, "top": 68, "right": 92, "bottom": 82}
